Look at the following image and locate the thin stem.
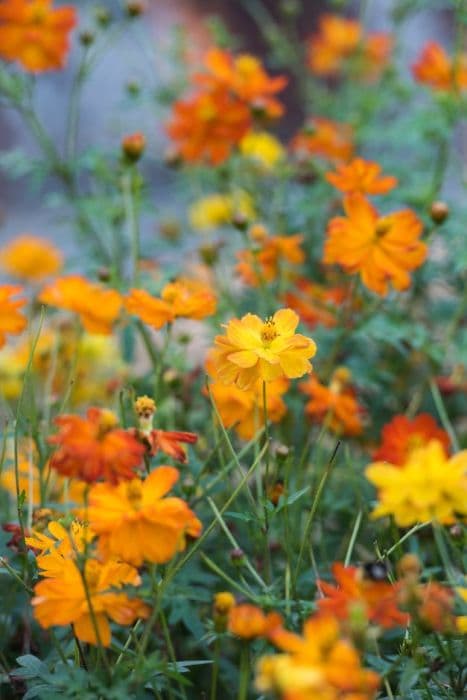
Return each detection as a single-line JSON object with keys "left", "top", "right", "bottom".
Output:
{"left": 237, "top": 644, "right": 250, "bottom": 700}
{"left": 210, "top": 637, "right": 221, "bottom": 700}
{"left": 429, "top": 379, "right": 460, "bottom": 451}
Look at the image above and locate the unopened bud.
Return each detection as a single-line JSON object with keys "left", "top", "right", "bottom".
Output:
{"left": 95, "top": 7, "right": 111, "bottom": 26}
{"left": 397, "top": 553, "right": 422, "bottom": 584}
{"left": 430, "top": 201, "right": 449, "bottom": 224}
{"left": 159, "top": 219, "right": 181, "bottom": 242}
{"left": 230, "top": 548, "right": 246, "bottom": 566}
{"left": 122, "top": 132, "right": 146, "bottom": 162}
{"left": 79, "top": 30, "right": 95, "bottom": 46}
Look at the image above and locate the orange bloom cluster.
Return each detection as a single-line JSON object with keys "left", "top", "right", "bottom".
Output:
{"left": 49, "top": 407, "right": 145, "bottom": 483}
{"left": 308, "top": 13, "right": 392, "bottom": 81}
{"left": 167, "top": 48, "right": 286, "bottom": 165}
{"left": 257, "top": 614, "right": 380, "bottom": 700}
{"left": 0, "top": 0, "right": 77, "bottom": 72}
{"left": 39, "top": 275, "right": 122, "bottom": 334}
{"left": 126, "top": 278, "right": 217, "bottom": 329}
{"left": 236, "top": 234, "right": 305, "bottom": 287}
{"left": 1, "top": 234, "right": 62, "bottom": 281}
{"left": 0, "top": 285, "right": 27, "bottom": 348}
{"left": 373, "top": 413, "right": 450, "bottom": 465}
{"left": 317, "top": 563, "right": 409, "bottom": 629}
{"left": 285, "top": 278, "right": 346, "bottom": 329}
{"left": 292, "top": 117, "right": 354, "bottom": 164}
{"left": 86, "top": 466, "right": 202, "bottom": 566}
{"left": 228, "top": 603, "right": 282, "bottom": 639}
{"left": 326, "top": 158, "right": 398, "bottom": 196}
{"left": 300, "top": 367, "right": 364, "bottom": 436}
{"left": 323, "top": 194, "right": 426, "bottom": 296}
{"left": 412, "top": 41, "right": 467, "bottom": 92}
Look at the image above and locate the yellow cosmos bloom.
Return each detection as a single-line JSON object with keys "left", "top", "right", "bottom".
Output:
{"left": 188, "top": 191, "right": 255, "bottom": 231}
{"left": 1, "top": 234, "right": 62, "bottom": 282}
{"left": 366, "top": 440, "right": 467, "bottom": 527}
{"left": 211, "top": 308, "right": 317, "bottom": 389}
{"left": 239, "top": 130, "right": 285, "bottom": 171}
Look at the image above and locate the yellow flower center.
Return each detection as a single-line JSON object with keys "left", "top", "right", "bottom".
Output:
{"left": 260, "top": 319, "right": 279, "bottom": 346}
{"left": 30, "top": 3, "right": 48, "bottom": 23}
{"left": 406, "top": 433, "right": 424, "bottom": 454}
{"left": 374, "top": 217, "right": 392, "bottom": 239}
{"left": 126, "top": 480, "right": 143, "bottom": 510}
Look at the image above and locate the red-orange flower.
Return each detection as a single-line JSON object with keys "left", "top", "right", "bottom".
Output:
{"left": 307, "top": 14, "right": 361, "bottom": 76}
{"left": 144, "top": 429, "right": 198, "bottom": 463}
{"left": 0, "top": 0, "right": 76, "bottom": 72}
{"left": 0, "top": 284, "right": 27, "bottom": 348}
{"left": 300, "top": 368, "right": 364, "bottom": 436}
{"left": 323, "top": 193, "right": 426, "bottom": 296}
{"left": 49, "top": 407, "right": 145, "bottom": 483}
{"left": 228, "top": 603, "right": 282, "bottom": 639}
{"left": 373, "top": 413, "right": 450, "bottom": 465}
{"left": 326, "top": 158, "right": 398, "bottom": 196}
{"left": 236, "top": 234, "right": 304, "bottom": 287}
{"left": 317, "top": 563, "right": 409, "bottom": 629}
{"left": 412, "top": 41, "right": 467, "bottom": 92}
{"left": 285, "top": 278, "right": 347, "bottom": 329}
{"left": 39, "top": 275, "right": 122, "bottom": 334}
{"left": 292, "top": 117, "right": 354, "bottom": 164}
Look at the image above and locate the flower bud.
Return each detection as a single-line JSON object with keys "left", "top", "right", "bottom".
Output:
{"left": 122, "top": 132, "right": 146, "bottom": 162}
{"left": 430, "top": 201, "right": 449, "bottom": 224}
{"left": 230, "top": 548, "right": 246, "bottom": 567}
{"left": 134, "top": 395, "right": 156, "bottom": 434}
{"left": 79, "top": 30, "right": 95, "bottom": 46}
{"left": 397, "top": 553, "right": 422, "bottom": 584}
{"left": 213, "top": 591, "right": 236, "bottom": 632}
{"left": 94, "top": 7, "right": 111, "bottom": 27}
{"left": 126, "top": 1, "right": 146, "bottom": 17}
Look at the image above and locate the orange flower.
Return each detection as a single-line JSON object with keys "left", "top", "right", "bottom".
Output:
{"left": 300, "top": 368, "right": 364, "bottom": 436}
{"left": 86, "top": 466, "right": 202, "bottom": 567}
{"left": 323, "top": 193, "right": 426, "bottom": 296}
{"left": 362, "top": 33, "right": 393, "bottom": 82}
{"left": 26, "top": 520, "right": 94, "bottom": 578}
{"left": 326, "top": 158, "right": 398, "bottom": 196}
{"left": 285, "top": 278, "right": 347, "bottom": 329}
{"left": 166, "top": 87, "right": 250, "bottom": 165}
{"left": 198, "top": 48, "right": 287, "bottom": 118}
{"left": 412, "top": 41, "right": 467, "bottom": 92}
{"left": 0, "top": 284, "right": 27, "bottom": 348}
{"left": 32, "top": 556, "right": 149, "bottom": 646}
{"left": 236, "top": 234, "right": 304, "bottom": 287}
{"left": 0, "top": 234, "right": 62, "bottom": 281}
{"left": 0, "top": 0, "right": 76, "bottom": 72}
{"left": 125, "top": 288, "right": 174, "bottom": 329}
{"left": 373, "top": 413, "right": 450, "bottom": 465}
{"left": 292, "top": 117, "right": 354, "bottom": 163}
{"left": 48, "top": 407, "right": 145, "bottom": 483}
{"left": 228, "top": 603, "right": 282, "bottom": 639}
{"left": 143, "top": 429, "right": 198, "bottom": 463}
{"left": 317, "top": 563, "right": 409, "bottom": 629}
{"left": 39, "top": 275, "right": 122, "bottom": 334}
{"left": 211, "top": 308, "right": 317, "bottom": 390}
{"left": 307, "top": 14, "right": 362, "bottom": 76}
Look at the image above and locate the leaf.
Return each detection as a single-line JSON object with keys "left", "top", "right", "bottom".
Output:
{"left": 12, "top": 655, "right": 47, "bottom": 680}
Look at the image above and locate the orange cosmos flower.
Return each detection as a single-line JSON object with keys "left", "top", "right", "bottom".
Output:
{"left": 326, "top": 158, "right": 398, "bottom": 196}
{"left": 211, "top": 308, "right": 317, "bottom": 390}
{"left": 26, "top": 520, "right": 94, "bottom": 578}
{"left": 412, "top": 41, "right": 467, "bottom": 92}
{"left": 285, "top": 278, "right": 347, "bottom": 329}
{"left": 39, "top": 275, "right": 122, "bottom": 334}
{"left": 236, "top": 234, "right": 304, "bottom": 287}
{"left": 300, "top": 368, "right": 364, "bottom": 436}
{"left": 86, "top": 466, "right": 202, "bottom": 567}
{"left": 0, "top": 234, "right": 62, "bottom": 281}
{"left": 373, "top": 413, "right": 450, "bottom": 465}
{"left": 292, "top": 117, "right": 354, "bottom": 163}
{"left": 32, "top": 556, "right": 149, "bottom": 646}
{"left": 198, "top": 48, "right": 287, "bottom": 118}
{"left": 0, "top": 0, "right": 76, "bottom": 72}
{"left": 0, "top": 285, "right": 27, "bottom": 348}
{"left": 323, "top": 193, "right": 426, "bottom": 296}
{"left": 361, "top": 33, "right": 393, "bottom": 82}
{"left": 161, "top": 277, "right": 217, "bottom": 320}
{"left": 125, "top": 288, "right": 174, "bottom": 329}
{"left": 317, "top": 563, "right": 409, "bottom": 630}
{"left": 307, "top": 14, "right": 362, "bottom": 76}
{"left": 166, "top": 87, "right": 250, "bottom": 165}
{"left": 228, "top": 604, "right": 282, "bottom": 640}
{"left": 48, "top": 407, "right": 145, "bottom": 483}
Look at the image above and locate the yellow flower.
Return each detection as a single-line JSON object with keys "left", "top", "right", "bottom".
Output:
{"left": 189, "top": 191, "right": 255, "bottom": 231}
{"left": 211, "top": 308, "right": 317, "bottom": 389}
{"left": 365, "top": 440, "right": 467, "bottom": 526}
{"left": 239, "top": 130, "right": 285, "bottom": 171}
{"left": 1, "top": 235, "right": 62, "bottom": 281}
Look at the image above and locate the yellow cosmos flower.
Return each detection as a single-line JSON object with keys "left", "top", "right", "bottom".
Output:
{"left": 1, "top": 234, "right": 62, "bottom": 282}
{"left": 239, "top": 130, "right": 285, "bottom": 171}
{"left": 189, "top": 191, "right": 255, "bottom": 231}
{"left": 366, "top": 440, "right": 467, "bottom": 527}
{"left": 211, "top": 308, "right": 317, "bottom": 389}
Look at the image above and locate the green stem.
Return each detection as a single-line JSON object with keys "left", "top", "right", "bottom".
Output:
{"left": 210, "top": 637, "right": 221, "bottom": 700}
{"left": 237, "top": 644, "right": 250, "bottom": 700}
{"left": 429, "top": 379, "right": 460, "bottom": 451}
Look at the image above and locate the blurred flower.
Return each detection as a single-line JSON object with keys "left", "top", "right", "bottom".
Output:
{"left": 213, "top": 591, "right": 236, "bottom": 631}
{"left": 300, "top": 368, "right": 364, "bottom": 436}
{"left": 228, "top": 604, "right": 282, "bottom": 639}
{"left": 39, "top": 275, "right": 122, "bottom": 334}
{"left": 236, "top": 234, "right": 304, "bottom": 287}
{"left": 366, "top": 439, "right": 467, "bottom": 526}
{"left": 26, "top": 520, "right": 94, "bottom": 577}
{"left": 211, "top": 308, "right": 316, "bottom": 390}
{"left": 86, "top": 466, "right": 202, "bottom": 566}
{"left": 307, "top": 14, "right": 361, "bottom": 76}
{"left": 189, "top": 191, "right": 255, "bottom": 231}
{"left": 373, "top": 413, "right": 450, "bottom": 465}
{"left": 412, "top": 41, "right": 467, "bottom": 92}
{"left": 32, "top": 556, "right": 149, "bottom": 646}
{"left": 239, "top": 130, "right": 285, "bottom": 171}
{"left": 140, "top": 428, "right": 198, "bottom": 463}
{"left": 0, "top": 0, "right": 76, "bottom": 72}
{"left": 323, "top": 193, "right": 426, "bottom": 296}
{"left": 326, "top": 158, "right": 398, "bottom": 195}
{"left": 49, "top": 407, "right": 145, "bottom": 484}
{"left": 0, "top": 235, "right": 62, "bottom": 281}
{"left": 125, "top": 288, "right": 174, "bottom": 329}
{"left": 285, "top": 278, "right": 346, "bottom": 329}
{"left": 292, "top": 117, "right": 354, "bottom": 163}
{"left": 257, "top": 614, "right": 380, "bottom": 699}
{"left": 317, "top": 563, "right": 409, "bottom": 629}
{"left": 0, "top": 285, "right": 27, "bottom": 349}
{"left": 362, "top": 33, "right": 393, "bottom": 82}
{"left": 121, "top": 132, "right": 146, "bottom": 162}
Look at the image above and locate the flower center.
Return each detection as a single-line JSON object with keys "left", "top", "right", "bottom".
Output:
{"left": 30, "top": 4, "right": 48, "bottom": 24}
{"left": 374, "top": 217, "right": 392, "bottom": 239}
{"left": 126, "top": 480, "right": 143, "bottom": 510}
{"left": 260, "top": 318, "right": 278, "bottom": 346}
{"left": 96, "top": 409, "right": 119, "bottom": 439}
